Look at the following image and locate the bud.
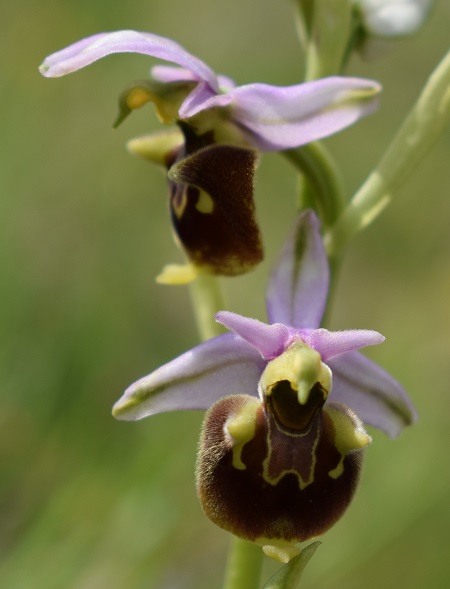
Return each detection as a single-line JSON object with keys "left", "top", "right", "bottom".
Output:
{"left": 355, "top": 0, "right": 433, "bottom": 38}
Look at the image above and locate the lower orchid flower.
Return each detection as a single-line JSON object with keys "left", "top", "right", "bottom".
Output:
{"left": 40, "top": 30, "right": 382, "bottom": 280}
{"left": 112, "top": 210, "right": 416, "bottom": 562}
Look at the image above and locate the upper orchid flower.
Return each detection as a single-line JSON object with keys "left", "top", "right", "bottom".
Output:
{"left": 112, "top": 210, "right": 416, "bottom": 561}
{"left": 39, "top": 30, "right": 382, "bottom": 151}
{"left": 39, "top": 31, "right": 381, "bottom": 280}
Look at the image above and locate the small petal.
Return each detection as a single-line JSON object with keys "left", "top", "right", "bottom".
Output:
{"left": 151, "top": 65, "right": 200, "bottom": 83}
{"left": 178, "top": 82, "right": 219, "bottom": 119}
{"left": 216, "top": 311, "right": 290, "bottom": 360}
{"left": 266, "top": 210, "right": 329, "bottom": 329}
{"left": 39, "top": 30, "right": 219, "bottom": 92}
{"left": 261, "top": 541, "right": 320, "bottom": 575}
{"left": 155, "top": 262, "right": 198, "bottom": 285}
{"left": 216, "top": 74, "right": 237, "bottom": 92}
{"left": 151, "top": 65, "right": 236, "bottom": 92}
{"left": 112, "top": 333, "right": 265, "bottom": 420}
{"left": 327, "top": 351, "right": 418, "bottom": 437}
{"left": 126, "top": 129, "right": 183, "bottom": 166}
{"left": 180, "top": 77, "right": 381, "bottom": 150}
{"left": 303, "top": 328, "right": 385, "bottom": 361}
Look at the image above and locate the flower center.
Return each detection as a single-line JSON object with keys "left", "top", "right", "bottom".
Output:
{"left": 259, "top": 342, "right": 332, "bottom": 431}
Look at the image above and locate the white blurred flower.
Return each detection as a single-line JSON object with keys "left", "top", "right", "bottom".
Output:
{"left": 356, "top": 0, "right": 433, "bottom": 37}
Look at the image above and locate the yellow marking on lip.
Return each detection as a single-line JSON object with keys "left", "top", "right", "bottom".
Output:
{"left": 224, "top": 397, "right": 260, "bottom": 471}
{"left": 262, "top": 419, "right": 321, "bottom": 490}
{"left": 326, "top": 405, "right": 371, "bottom": 480}
{"left": 195, "top": 190, "right": 214, "bottom": 214}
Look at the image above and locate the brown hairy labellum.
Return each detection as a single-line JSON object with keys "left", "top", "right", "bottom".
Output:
{"left": 196, "top": 393, "right": 366, "bottom": 547}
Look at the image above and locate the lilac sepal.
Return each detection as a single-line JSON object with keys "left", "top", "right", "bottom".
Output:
{"left": 215, "top": 311, "right": 290, "bottom": 360}
{"left": 112, "top": 333, "right": 265, "bottom": 420}
{"left": 151, "top": 65, "right": 200, "bottom": 83}
{"left": 299, "top": 328, "right": 385, "bottom": 362}
{"left": 328, "top": 351, "right": 418, "bottom": 437}
{"left": 114, "top": 210, "right": 416, "bottom": 437}
{"left": 266, "top": 210, "right": 329, "bottom": 329}
{"left": 39, "top": 30, "right": 219, "bottom": 91}
{"left": 40, "top": 30, "right": 381, "bottom": 152}
{"left": 180, "top": 77, "right": 381, "bottom": 150}
{"left": 152, "top": 65, "right": 236, "bottom": 91}
{"left": 178, "top": 82, "right": 218, "bottom": 119}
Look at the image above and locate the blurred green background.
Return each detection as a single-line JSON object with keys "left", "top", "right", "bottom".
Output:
{"left": 1, "top": 1, "right": 449, "bottom": 587}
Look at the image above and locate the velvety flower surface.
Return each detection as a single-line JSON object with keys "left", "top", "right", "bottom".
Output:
{"left": 113, "top": 209, "right": 416, "bottom": 558}
{"left": 156, "top": 125, "right": 263, "bottom": 278}
{"left": 113, "top": 209, "right": 416, "bottom": 437}
{"left": 39, "top": 30, "right": 382, "bottom": 151}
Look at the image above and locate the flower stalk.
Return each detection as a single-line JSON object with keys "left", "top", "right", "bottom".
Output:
{"left": 283, "top": 142, "right": 346, "bottom": 228}
{"left": 326, "top": 47, "right": 450, "bottom": 257}
{"left": 223, "top": 537, "right": 263, "bottom": 589}
{"left": 303, "top": 0, "right": 353, "bottom": 80}
{"left": 188, "top": 272, "right": 262, "bottom": 589}
{"left": 189, "top": 273, "right": 226, "bottom": 341}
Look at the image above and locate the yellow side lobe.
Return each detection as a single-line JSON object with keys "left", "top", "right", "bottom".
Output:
{"left": 224, "top": 398, "right": 260, "bottom": 470}
{"left": 195, "top": 190, "right": 214, "bottom": 214}
{"left": 326, "top": 405, "right": 372, "bottom": 479}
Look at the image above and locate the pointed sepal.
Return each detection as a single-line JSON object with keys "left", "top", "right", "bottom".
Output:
{"left": 266, "top": 210, "right": 329, "bottom": 329}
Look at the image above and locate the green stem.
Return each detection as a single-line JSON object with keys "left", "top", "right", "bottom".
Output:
{"left": 303, "top": 0, "right": 352, "bottom": 80}
{"left": 283, "top": 142, "right": 346, "bottom": 324}
{"left": 223, "top": 537, "right": 264, "bottom": 589}
{"left": 292, "top": 0, "right": 314, "bottom": 50}
{"left": 326, "top": 47, "right": 450, "bottom": 257}
{"left": 283, "top": 142, "right": 346, "bottom": 228}
{"left": 189, "top": 273, "right": 226, "bottom": 341}
{"left": 320, "top": 253, "right": 341, "bottom": 329}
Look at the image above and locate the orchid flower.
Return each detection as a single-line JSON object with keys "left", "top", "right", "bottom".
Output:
{"left": 112, "top": 210, "right": 416, "bottom": 561}
{"left": 112, "top": 209, "right": 415, "bottom": 434}
{"left": 40, "top": 31, "right": 381, "bottom": 280}
{"left": 39, "top": 30, "right": 382, "bottom": 151}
